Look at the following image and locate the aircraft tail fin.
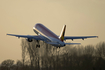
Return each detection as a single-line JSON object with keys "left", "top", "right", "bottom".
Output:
{"left": 59, "top": 25, "right": 66, "bottom": 42}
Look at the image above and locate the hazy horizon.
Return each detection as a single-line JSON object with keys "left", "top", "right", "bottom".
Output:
{"left": 0, "top": 0, "right": 105, "bottom": 63}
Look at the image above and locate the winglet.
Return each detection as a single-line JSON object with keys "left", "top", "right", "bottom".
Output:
{"left": 59, "top": 25, "right": 66, "bottom": 42}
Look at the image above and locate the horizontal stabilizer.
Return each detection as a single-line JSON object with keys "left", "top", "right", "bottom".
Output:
{"left": 65, "top": 43, "right": 81, "bottom": 45}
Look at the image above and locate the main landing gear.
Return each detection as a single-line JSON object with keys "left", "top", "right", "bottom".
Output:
{"left": 57, "top": 47, "right": 60, "bottom": 48}
{"left": 36, "top": 45, "right": 40, "bottom": 48}
{"left": 36, "top": 40, "right": 40, "bottom": 48}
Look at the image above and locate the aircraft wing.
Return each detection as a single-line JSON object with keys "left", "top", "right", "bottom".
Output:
{"left": 64, "top": 36, "right": 98, "bottom": 40}
{"left": 7, "top": 34, "right": 43, "bottom": 40}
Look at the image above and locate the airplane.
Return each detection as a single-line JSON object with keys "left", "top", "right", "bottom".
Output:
{"left": 7, "top": 23, "right": 98, "bottom": 48}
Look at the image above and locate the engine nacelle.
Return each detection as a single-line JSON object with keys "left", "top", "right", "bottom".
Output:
{"left": 27, "top": 38, "right": 33, "bottom": 42}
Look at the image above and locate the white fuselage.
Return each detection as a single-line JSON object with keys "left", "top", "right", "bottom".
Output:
{"left": 33, "top": 23, "right": 65, "bottom": 47}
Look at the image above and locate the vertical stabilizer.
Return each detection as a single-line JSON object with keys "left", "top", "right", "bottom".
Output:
{"left": 59, "top": 25, "right": 66, "bottom": 41}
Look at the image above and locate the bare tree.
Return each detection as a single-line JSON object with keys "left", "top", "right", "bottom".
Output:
{"left": 84, "top": 45, "right": 94, "bottom": 55}
{"left": 96, "top": 42, "right": 105, "bottom": 57}
{"left": 1, "top": 59, "right": 14, "bottom": 70}
{"left": 1, "top": 59, "right": 14, "bottom": 67}
{"left": 21, "top": 39, "right": 27, "bottom": 66}
{"left": 96, "top": 42, "right": 103, "bottom": 57}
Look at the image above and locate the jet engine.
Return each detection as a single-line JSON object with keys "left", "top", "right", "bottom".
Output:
{"left": 27, "top": 38, "right": 33, "bottom": 42}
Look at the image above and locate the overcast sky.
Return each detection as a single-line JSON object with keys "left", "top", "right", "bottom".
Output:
{"left": 0, "top": 0, "right": 105, "bottom": 63}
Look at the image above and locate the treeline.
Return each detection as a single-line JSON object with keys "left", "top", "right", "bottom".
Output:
{"left": 0, "top": 39, "right": 105, "bottom": 70}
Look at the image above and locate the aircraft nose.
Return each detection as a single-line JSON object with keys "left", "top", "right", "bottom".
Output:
{"left": 33, "top": 26, "right": 35, "bottom": 29}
